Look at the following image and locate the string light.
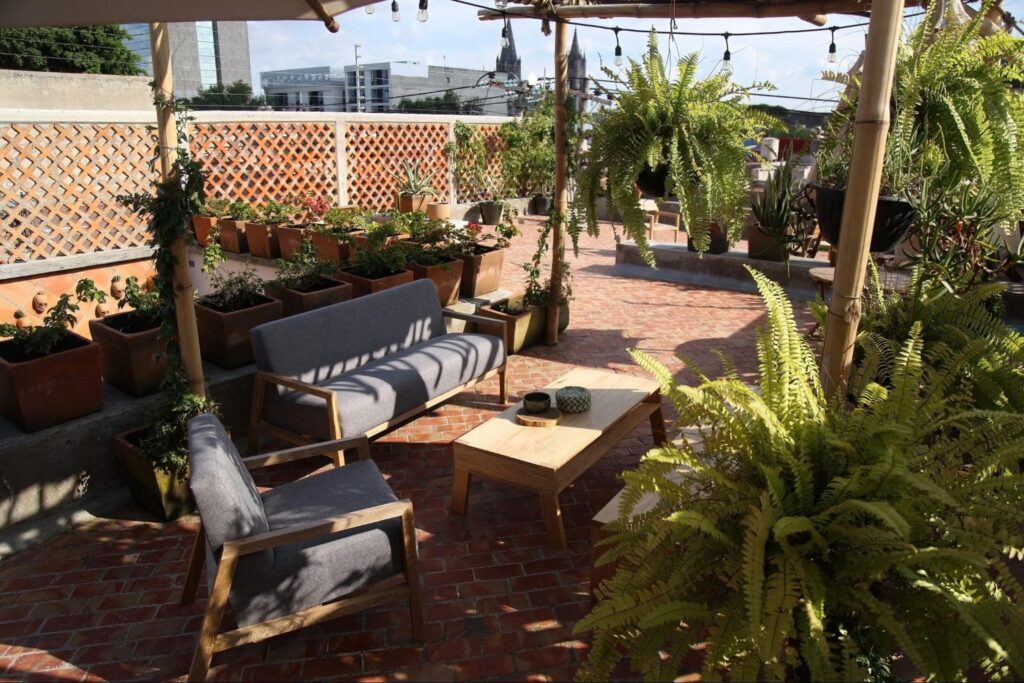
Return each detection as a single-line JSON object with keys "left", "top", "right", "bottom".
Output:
{"left": 613, "top": 27, "right": 623, "bottom": 67}
{"left": 721, "top": 32, "right": 733, "bottom": 76}
{"left": 417, "top": 0, "right": 428, "bottom": 22}
{"left": 391, "top": 0, "right": 400, "bottom": 21}
{"left": 495, "top": 0, "right": 507, "bottom": 7}
{"left": 828, "top": 27, "right": 838, "bottom": 63}
{"left": 501, "top": 17, "right": 511, "bottom": 48}
{"left": 365, "top": 3, "right": 374, "bottom": 13}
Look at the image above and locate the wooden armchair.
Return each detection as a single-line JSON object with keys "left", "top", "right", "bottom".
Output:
{"left": 182, "top": 415, "right": 423, "bottom": 681}
{"left": 645, "top": 209, "right": 681, "bottom": 243}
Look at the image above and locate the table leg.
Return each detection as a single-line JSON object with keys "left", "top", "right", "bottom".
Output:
{"left": 540, "top": 492, "right": 567, "bottom": 549}
{"left": 649, "top": 398, "right": 667, "bottom": 446}
{"left": 450, "top": 466, "right": 471, "bottom": 516}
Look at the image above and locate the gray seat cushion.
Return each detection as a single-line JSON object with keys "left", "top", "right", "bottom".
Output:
{"left": 229, "top": 460, "right": 406, "bottom": 627}
{"left": 251, "top": 280, "right": 445, "bottom": 389}
{"left": 264, "top": 332, "right": 506, "bottom": 440}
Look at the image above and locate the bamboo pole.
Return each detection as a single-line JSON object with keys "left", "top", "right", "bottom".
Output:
{"left": 546, "top": 19, "right": 569, "bottom": 345}
{"left": 819, "top": 0, "right": 904, "bottom": 395}
{"left": 149, "top": 22, "right": 206, "bottom": 397}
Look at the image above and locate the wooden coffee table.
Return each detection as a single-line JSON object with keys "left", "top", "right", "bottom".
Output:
{"left": 450, "top": 367, "right": 666, "bottom": 549}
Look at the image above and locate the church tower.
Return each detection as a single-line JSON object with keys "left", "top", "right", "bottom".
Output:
{"left": 495, "top": 21, "right": 522, "bottom": 81}
{"left": 567, "top": 30, "right": 588, "bottom": 112}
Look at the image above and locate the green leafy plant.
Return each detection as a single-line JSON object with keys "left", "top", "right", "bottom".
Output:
{"left": 751, "top": 161, "right": 800, "bottom": 270}
{"left": 198, "top": 269, "right": 268, "bottom": 313}
{"left": 391, "top": 160, "right": 439, "bottom": 197}
{"left": 319, "top": 206, "right": 373, "bottom": 236}
{"left": 447, "top": 121, "right": 507, "bottom": 201}
{"left": 117, "top": 275, "right": 162, "bottom": 324}
{"left": 271, "top": 239, "right": 339, "bottom": 292}
{"left": 579, "top": 268, "right": 1024, "bottom": 682}
{"left": 0, "top": 279, "right": 105, "bottom": 357}
{"left": 499, "top": 92, "right": 555, "bottom": 197}
{"left": 347, "top": 230, "right": 408, "bottom": 279}
{"left": 522, "top": 210, "right": 572, "bottom": 308}
{"left": 226, "top": 201, "right": 255, "bottom": 221}
{"left": 199, "top": 197, "right": 230, "bottom": 217}
{"left": 575, "top": 33, "right": 778, "bottom": 258}
{"left": 255, "top": 199, "right": 296, "bottom": 226}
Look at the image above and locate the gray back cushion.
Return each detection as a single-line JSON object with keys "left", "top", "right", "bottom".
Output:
{"left": 250, "top": 279, "right": 445, "bottom": 386}
{"left": 187, "top": 414, "right": 273, "bottom": 572}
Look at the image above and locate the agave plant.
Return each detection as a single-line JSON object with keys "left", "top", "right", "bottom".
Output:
{"left": 391, "top": 159, "right": 439, "bottom": 198}
{"left": 574, "top": 32, "right": 779, "bottom": 258}
{"left": 578, "top": 268, "right": 1024, "bottom": 682}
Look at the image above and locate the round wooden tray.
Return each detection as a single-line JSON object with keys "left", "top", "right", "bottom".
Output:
{"left": 515, "top": 407, "right": 561, "bottom": 427}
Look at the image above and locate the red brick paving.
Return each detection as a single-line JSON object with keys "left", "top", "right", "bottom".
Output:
{"left": 0, "top": 219, "right": 808, "bottom": 681}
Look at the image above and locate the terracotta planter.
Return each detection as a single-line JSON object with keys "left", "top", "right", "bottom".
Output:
{"left": 88, "top": 311, "right": 166, "bottom": 397}
{"left": 747, "top": 224, "right": 787, "bottom": 262}
{"left": 478, "top": 201, "right": 503, "bottom": 225}
{"left": 398, "top": 194, "right": 431, "bottom": 213}
{"left": 245, "top": 223, "right": 281, "bottom": 259}
{"left": 265, "top": 278, "right": 353, "bottom": 316}
{"left": 331, "top": 269, "right": 414, "bottom": 298}
{"left": 192, "top": 215, "right": 220, "bottom": 246}
{"left": 114, "top": 428, "right": 192, "bottom": 521}
{"left": 409, "top": 259, "right": 464, "bottom": 306}
{"left": 426, "top": 202, "right": 451, "bottom": 220}
{"left": 478, "top": 296, "right": 570, "bottom": 354}
{"left": 460, "top": 246, "right": 505, "bottom": 298}
{"left": 218, "top": 219, "right": 249, "bottom": 253}
{"left": 276, "top": 225, "right": 307, "bottom": 259}
{"left": 194, "top": 296, "right": 283, "bottom": 369}
{"left": 687, "top": 222, "right": 729, "bottom": 255}
{"left": 0, "top": 331, "right": 102, "bottom": 432}
{"left": 309, "top": 231, "right": 358, "bottom": 264}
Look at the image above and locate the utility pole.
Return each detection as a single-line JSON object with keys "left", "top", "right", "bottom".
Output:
{"left": 354, "top": 43, "right": 363, "bottom": 113}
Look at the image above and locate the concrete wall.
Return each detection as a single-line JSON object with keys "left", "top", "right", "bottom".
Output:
{"left": 0, "top": 70, "right": 152, "bottom": 111}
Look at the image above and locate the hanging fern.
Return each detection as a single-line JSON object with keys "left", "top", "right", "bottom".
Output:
{"left": 578, "top": 267, "right": 1024, "bottom": 682}
{"left": 573, "top": 32, "right": 779, "bottom": 260}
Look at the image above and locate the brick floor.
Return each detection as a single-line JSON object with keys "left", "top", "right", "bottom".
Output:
{"left": 0, "top": 219, "right": 810, "bottom": 681}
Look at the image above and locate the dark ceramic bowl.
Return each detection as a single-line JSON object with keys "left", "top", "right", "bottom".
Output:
{"left": 522, "top": 391, "right": 551, "bottom": 414}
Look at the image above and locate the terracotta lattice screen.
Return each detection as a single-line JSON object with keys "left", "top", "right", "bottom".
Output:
{"left": 190, "top": 121, "right": 338, "bottom": 205}
{"left": 344, "top": 122, "right": 451, "bottom": 211}
{"left": 456, "top": 124, "right": 506, "bottom": 204}
{"left": 0, "top": 123, "right": 157, "bottom": 264}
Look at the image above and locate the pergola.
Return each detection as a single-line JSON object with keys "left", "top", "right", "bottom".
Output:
{"left": 0, "top": 0, "right": 907, "bottom": 397}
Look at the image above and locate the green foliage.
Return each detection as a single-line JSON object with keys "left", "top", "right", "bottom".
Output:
{"left": 522, "top": 210, "right": 571, "bottom": 308}
{"left": 189, "top": 80, "right": 265, "bottom": 110}
{"left": 0, "top": 25, "right": 141, "bottom": 75}
{"left": 198, "top": 269, "right": 268, "bottom": 313}
{"left": 227, "top": 201, "right": 255, "bottom": 221}
{"left": 200, "top": 197, "right": 231, "bottom": 217}
{"left": 256, "top": 199, "right": 296, "bottom": 226}
{"left": 391, "top": 160, "right": 439, "bottom": 197}
{"left": 575, "top": 33, "right": 779, "bottom": 259}
{"left": 751, "top": 161, "right": 802, "bottom": 266}
{"left": 320, "top": 206, "right": 373, "bottom": 235}
{"left": 271, "top": 239, "right": 338, "bottom": 292}
{"left": 448, "top": 121, "right": 507, "bottom": 201}
{"left": 578, "top": 268, "right": 1024, "bottom": 682}
{"left": 499, "top": 92, "right": 556, "bottom": 197}
{"left": 395, "top": 90, "right": 482, "bottom": 115}
{"left": 348, "top": 230, "right": 408, "bottom": 279}
{"left": 117, "top": 276, "right": 162, "bottom": 323}
{"left": 0, "top": 279, "right": 105, "bottom": 357}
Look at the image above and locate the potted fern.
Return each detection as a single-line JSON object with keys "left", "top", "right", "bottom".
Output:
{"left": 748, "top": 161, "right": 797, "bottom": 263}
{"left": 393, "top": 160, "right": 439, "bottom": 213}
{"left": 309, "top": 206, "right": 369, "bottom": 263}
{"left": 331, "top": 228, "right": 413, "bottom": 297}
{"left": 195, "top": 269, "right": 283, "bottom": 369}
{"left": 218, "top": 201, "right": 254, "bottom": 253}
{"left": 0, "top": 280, "right": 105, "bottom": 432}
{"left": 580, "top": 268, "right": 1024, "bottom": 682}
{"left": 192, "top": 197, "right": 229, "bottom": 247}
{"left": 266, "top": 239, "right": 352, "bottom": 316}
{"left": 88, "top": 275, "right": 166, "bottom": 397}
{"left": 245, "top": 199, "right": 294, "bottom": 259}
{"left": 575, "top": 34, "right": 777, "bottom": 257}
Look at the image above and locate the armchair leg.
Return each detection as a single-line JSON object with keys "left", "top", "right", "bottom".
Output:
{"left": 189, "top": 555, "right": 236, "bottom": 682}
{"left": 357, "top": 438, "right": 371, "bottom": 461}
{"left": 181, "top": 524, "right": 206, "bottom": 606}
{"left": 498, "top": 367, "right": 509, "bottom": 404}
{"left": 401, "top": 507, "right": 425, "bottom": 641}
{"left": 248, "top": 375, "right": 268, "bottom": 456}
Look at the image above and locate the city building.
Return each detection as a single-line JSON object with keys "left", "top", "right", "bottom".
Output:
{"left": 567, "top": 29, "right": 588, "bottom": 114}
{"left": 121, "top": 22, "right": 252, "bottom": 99}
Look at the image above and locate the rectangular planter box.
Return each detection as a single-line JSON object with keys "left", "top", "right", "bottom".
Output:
{"left": 310, "top": 231, "right": 357, "bottom": 264}
{"left": 460, "top": 247, "right": 505, "bottom": 298}
{"left": 331, "top": 269, "right": 414, "bottom": 298}
{"left": 114, "top": 428, "right": 192, "bottom": 521}
{"left": 409, "top": 259, "right": 464, "bottom": 306}
{"left": 195, "top": 296, "right": 283, "bottom": 369}
{"left": 192, "top": 215, "right": 220, "bottom": 247}
{"left": 246, "top": 223, "right": 281, "bottom": 259}
{"left": 478, "top": 296, "right": 569, "bottom": 354}
{"left": 398, "top": 193, "right": 431, "bottom": 213}
{"left": 218, "top": 219, "right": 249, "bottom": 253}
{"left": 276, "top": 225, "right": 307, "bottom": 259}
{"left": 266, "top": 278, "right": 353, "bottom": 316}
{"left": 0, "top": 331, "right": 102, "bottom": 432}
{"left": 88, "top": 311, "right": 166, "bottom": 397}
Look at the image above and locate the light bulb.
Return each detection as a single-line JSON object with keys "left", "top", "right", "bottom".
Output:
{"left": 828, "top": 45, "right": 838, "bottom": 63}
{"left": 417, "top": 0, "right": 428, "bottom": 21}
{"left": 495, "top": 0, "right": 507, "bottom": 7}
{"left": 391, "top": 0, "right": 400, "bottom": 21}
{"left": 614, "top": 46, "right": 623, "bottom": 67}
{"left": 721, "top": 59, "right": 733, "bottom": 76}
{"left": 365, "top": 3, "right": 374, "bottom": 13}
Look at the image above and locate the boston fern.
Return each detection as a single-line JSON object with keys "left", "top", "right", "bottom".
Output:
{"left": 579, "top": 268, "right": 1024, "bottom": 682}
{"left": 575, "top": 32, "right": 778, "bottom": 259}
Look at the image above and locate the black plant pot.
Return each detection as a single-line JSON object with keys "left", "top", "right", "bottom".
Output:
{"left": 812, "top": 184, "right": 916, "bottom": 253}
{"left": 636, "top": 164, "right": 669, "bottom": 198}
{"left": 479, "top": 201, "right": 503, "bottom": 225}
{"left": 532, "top": 195, "right": 552, "bottom": 216}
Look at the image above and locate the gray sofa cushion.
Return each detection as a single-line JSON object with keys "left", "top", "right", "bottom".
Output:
{"left": 187, "top": 415, "right": 273, "bottom": 574}
{"left": 264, "top": 332, "right": 506, "bottom": 440}
{"left": 251, "top": 279, "right": 445, "bottom": 390}
{"left": 229, "top": 459, "right": 405, "bottom": 627}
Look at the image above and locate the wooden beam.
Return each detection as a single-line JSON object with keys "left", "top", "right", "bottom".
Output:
{"left": 149, "top": 22, "right": 206, "bottom": 397}
{"left": 478, "top": 0, "right": 920, "bottom": 21}
{"left": 820, "top": 0, "right": 905, "bottom": 394}
{"left": 546, "top": 19, "right": 569, "bottom": 345}
{"left": 304, "top": 0, "right": 340, "bottom": 32}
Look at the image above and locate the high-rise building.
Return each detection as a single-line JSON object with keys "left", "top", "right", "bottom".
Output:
{"left": 121, "top": 22, "right": 252, "bottom": 99}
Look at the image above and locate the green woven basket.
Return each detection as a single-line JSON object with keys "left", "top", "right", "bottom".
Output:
{"left": 555, "top": 386, "right": 591, "bottom": 414}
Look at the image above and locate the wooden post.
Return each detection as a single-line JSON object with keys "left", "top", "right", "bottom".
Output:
{"left": 819, "top": 0, "right": 904, "bottom": 396}
{"left": 149, "top": 22, "right": 206, "bottom": 397}
{"left": 546, "top": 18, "right": 569, "bottom": 345}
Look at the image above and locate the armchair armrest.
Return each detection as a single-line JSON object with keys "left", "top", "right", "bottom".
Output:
{"left": 223, "top": 500, "right": 413, "bottom": 558}
{"left": 254, "top": 370, "right": 334, "bottom": 401}
{"left": 443, "top": 310, "right": 508, "bottom": 341}
{"left": 243, "top": 435, "right": 371, "bottom": 470}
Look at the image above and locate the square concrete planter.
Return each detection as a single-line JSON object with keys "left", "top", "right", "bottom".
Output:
{"left": 331, "top": 269, "right": 414, "bottom": 298}
{"left": 266, "top": 278, "right": 353, "bottom": 316}
{"left": 246, "top": 223, "right": 281, "bottom": 259}
{"left": 310, "top": 231, "right": 359, "bottom": 264}
{"left": 218, "top": 219, "right": 249, "bottom": 253}
{"left": 460, "top": 246, "right": 505, "bottom": 298}
{"left": 114, "top": 428, "right": 192, "bottom": 521}
{"left": 478, "top": 295, "right": 570, "bottom": 354}
{"left": 409, "top": 259, "right": 464, "bottom": 306}
{"left": 191, "top": 215, "right": 221, "bottom": 247}
{"left": 276, "top": 225, "right": 307, "bottom": 259}
{"left": 0, "top": 331, "right": 102, "bottom": 432}
{"left": 195, "top": 295, "right": 283, "bottom": 369}
{"left": 88, "top": 311, "right": 166, "bottom": 397}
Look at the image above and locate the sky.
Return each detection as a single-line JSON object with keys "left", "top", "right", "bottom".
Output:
{"left": 247, "top": 0, "right": 1024, "bottom": 112}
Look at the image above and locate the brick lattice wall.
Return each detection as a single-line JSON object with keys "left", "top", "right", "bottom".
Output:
{"left": 344, "top": 122, "right": 451, "bottom": 211}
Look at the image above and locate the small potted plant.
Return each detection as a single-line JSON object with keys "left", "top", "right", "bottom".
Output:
{"left": 278, "top": 193, "right": 329, "bottom": 259}
{"left": 194, "top": 269, "right": 282, "bottom": 369}
{"left": 455, "top": 218, "right": 518, "bottom": 298}
{"left": 192, "top": 197, "right": 230, "bottom": 247}
{"left": 448, "top": 121, "right": 508, "bottom": 225}
{"left": 0, "top": 280, "right": 106, "bottom": 431}
{"left": 246, "top": 199, "right": 294, "bottom": 259}
{"left": 405, "top": 220, "right": 464, "bottom": 305}
{"left": 748, "top": 161, "right": 797, "bottom": 264}
{"left": 266, "top": 239, "right": 353, "bottom": 316}
{"left": 310, "top": 206, "right": 369, "bottom": 263}
{"left": 88, "top": 275, "right": 166, "bottom": 397}
{"left": 218, "top": 201, "right": 255, "bottom": 254}
{"left": 392, "top": 160, "right": 439, "bottom": 213}
{"left": 426, "top": 197, "right": 451, "bottom": 221}
{"left": 331, "top": 228, "right": 414, "bottom": 297}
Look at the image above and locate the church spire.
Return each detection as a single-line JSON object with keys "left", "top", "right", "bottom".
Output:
{"left": 495, "top": 21, "right": 521, "bottom": 80}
